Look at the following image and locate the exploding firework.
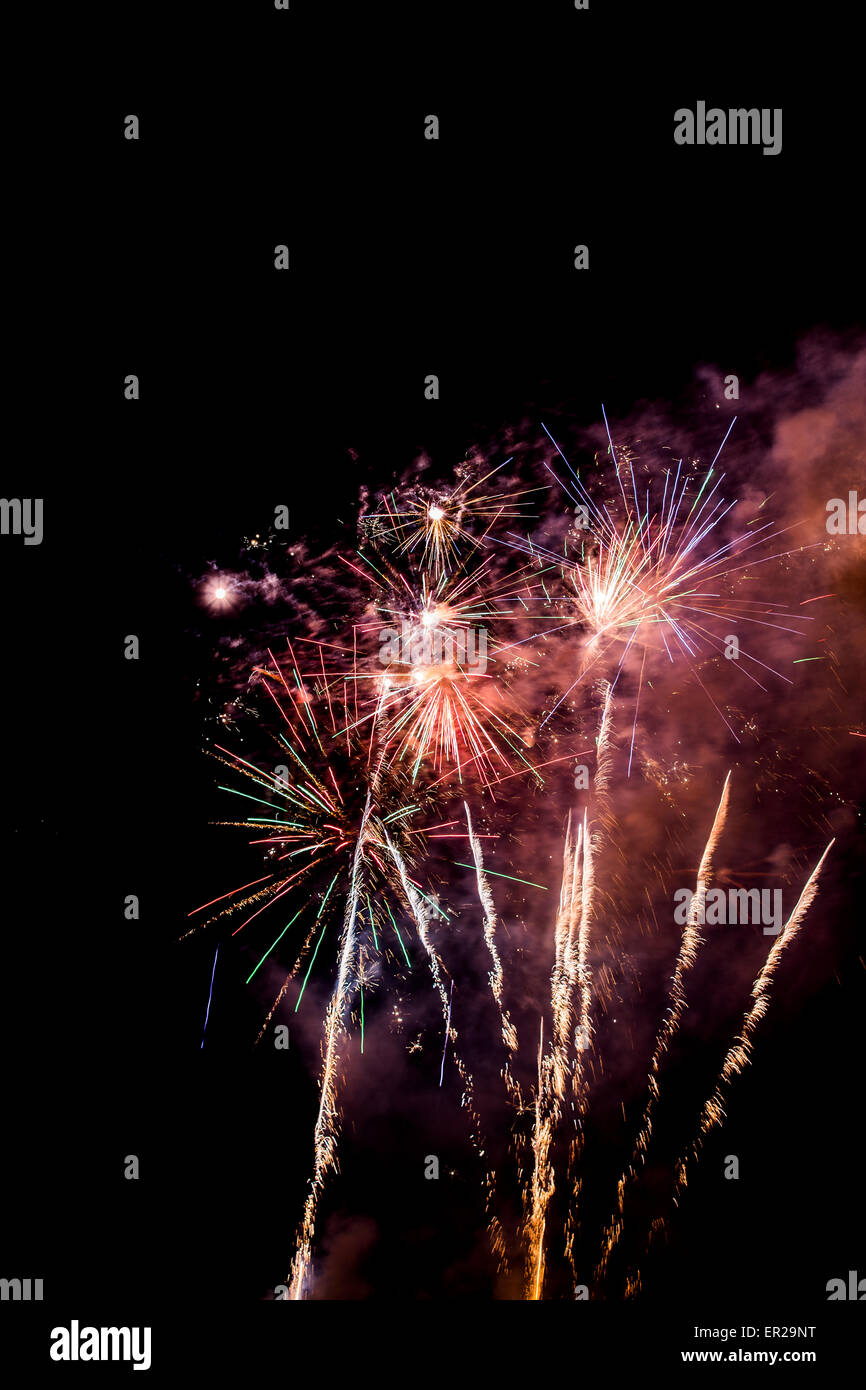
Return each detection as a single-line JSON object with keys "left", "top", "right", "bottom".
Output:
{"left": 326, "top": 532, "right": 549, "bottom": 791}
{"left": 366, "top": 457, "right": 544, "bottom": 577}
{"left": 502, "top": 414, "right": 819, "bottom": 761}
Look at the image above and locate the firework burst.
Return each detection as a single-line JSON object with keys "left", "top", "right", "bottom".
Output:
{"left": 326, "top": 534, "right": 548, "bottom": 792}
{"left": 499, "top": 415, "right": 819, "bottom": 760}
{"left": 366, "top": 456, "right": 544, "bottom": 577}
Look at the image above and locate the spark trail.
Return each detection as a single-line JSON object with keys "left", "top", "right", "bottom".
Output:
{"left": 525, "top": 683, "right": 613, "bottom": 1297}
{"left": 382, "top": 824, "right": 505, "bottom": 1260}
{"left": 594, "top": 770, "right": 732, "bottom": 1286}
{"left": 525, "top": 1016, "right": 554, "bottom": 1300}
{"left": 522, "top": 821, "right": 581, "bottom": 1299}
{"left": 464, "top": 799, "right": 521, "bottom": 1102}
{"left": 288, "top": 794, "right": 372, "bottom": 1300}
{"left": 672, "top": 838, "right": 835, "bottom": 1195}
{"left": 564, "top": 683, "right": 613, "bottom": 1279}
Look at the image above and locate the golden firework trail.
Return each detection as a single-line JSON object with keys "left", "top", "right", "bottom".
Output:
{"left": 519, "top": 819, "right": 577, "bottom": 1299}
{"left": 563, "top": 683, "right": 613, "bottom": 1278}
{"left": 524, "top": 683, "right": 613, "bottom": 1297}
{"left": 562, "top": 807, "right": 596, "bottom": 1178}
{"left": 288, "top": 793, "right": 373, "bottom": 1300}
{"left": 591, "top": 679, "right": 616, "bottom": 812}
{"left": 594, "top": 769, "right": 731, "bottom": 1285}
{"left": 672, "top": 838, "right": 835, "bottom": 1196}
{"left": 522, "top": 829, "right": 580, "bottom": 1299}
{"left": 552, "top": 811, "right": 583, "bottom": 1098}
{"left": 523, "top": 809, "right": 593, "bottom": 1296}
{"left": 570, "top": 804, "right": 597, "bottom": 1095}
{"left": 624, "top": 838, "right": 837, "bottom": 1298}
{"left": 525, "top": 1016, "right": 553, "bottom": 1300}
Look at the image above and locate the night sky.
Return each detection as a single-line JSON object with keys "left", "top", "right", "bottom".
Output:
{"left": 2, "top": 1, "right": 863, "bottom": 1375}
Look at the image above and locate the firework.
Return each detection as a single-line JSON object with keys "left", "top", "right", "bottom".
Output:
{"left": 187, "top": 637, "right": 457, "bottom": 1295}
{"left": 288, "top": 794, "right": 373, "bottom": 1300}
{"left": 367, "top": 457, "right": 543, "bottom": 577}
{"left": 504, "top": 416, "right": 819, "bottom": 752}
{"left": 186, "top": 401, "right": 850, "bottom": 1300}
{"left": 464, "top": 800, "right": 519, "bottom": 1068}
{"left": 524, "top": 683, "right": 609, "bottom": 1297}
{"left": 594, "top": 770, "right": 732, "bottom": 1285}
{"left": 326, "top": 544, "right": 547, "bottom": 792}
{"left": 673, "top": 839, "right": 835, "bottom": 1191}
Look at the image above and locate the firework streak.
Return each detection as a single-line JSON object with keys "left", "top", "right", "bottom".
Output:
{"left": 672, "top": 839, "right": 835, "bottom": 1192}
{"left": 523, "top": 683, "right": 613, "bottom": 1298}
{"left": 564, "top": 681, "right": 614, "bottom": 1274}
{"left": 288, "top": 793, "right": 372, "bottom": 1299}
{"left": 464, "top": 799, "right": 521, "bottom": 1104}
{"left": 594, "top": 770, "right": 731, "bottom": 1286}
{"left": 619, "top": 839, "right": 837, "bottom": 1296}
{"left": 382, "top": 823, "right": 507, "bottom": 1263}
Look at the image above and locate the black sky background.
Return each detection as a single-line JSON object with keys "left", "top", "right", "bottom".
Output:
{"left": 2, "top": 0, "right": 863, "bottom": 1374}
